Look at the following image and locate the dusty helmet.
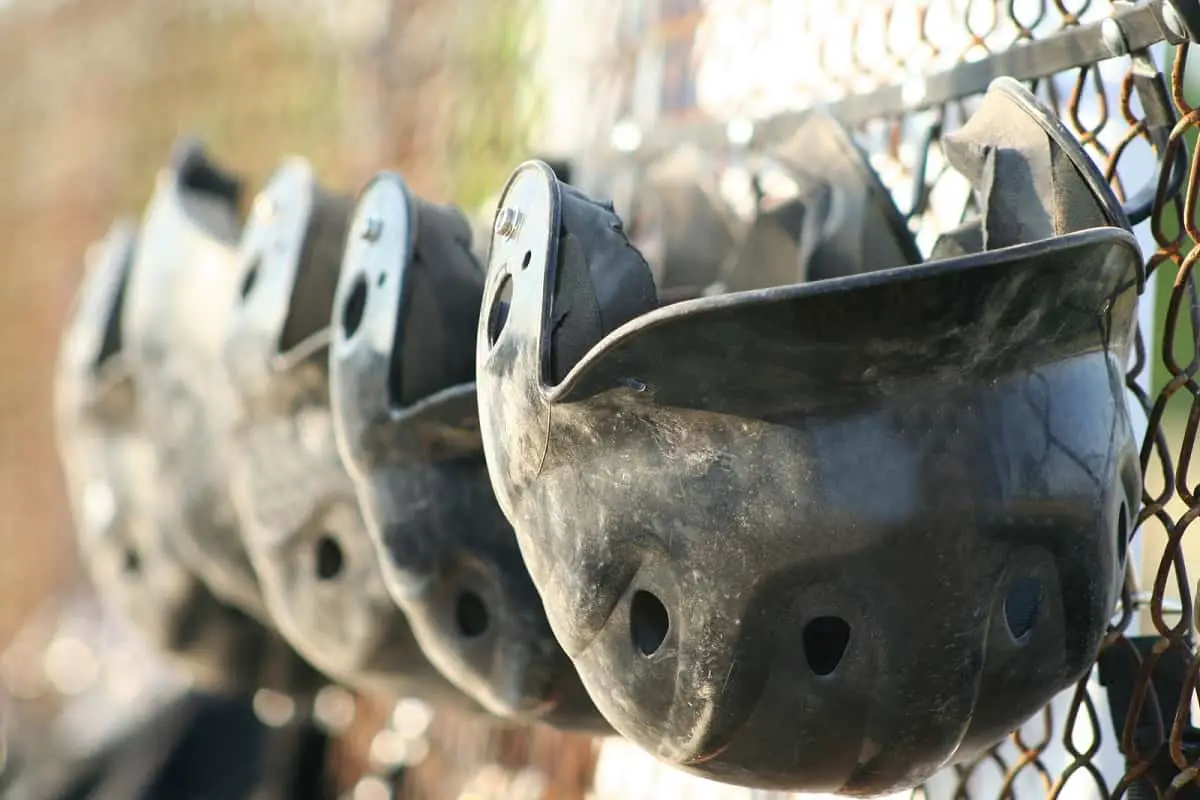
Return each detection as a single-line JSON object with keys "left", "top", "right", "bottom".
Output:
{"left": 616, "top": 144, "right": 742, "bottom": 300}
{"left": 121, "top": 137, "right": 267, "bottom": 619}
{"left": 121, "top": 138, "right": 326, "bottom": 695}
{"left": 55, "top": 219, "right": 324, "bottom": 694}
{"left": 328, "top": 172, "right": 605, "bottom": 731}
{"left": 475, "top": 77, "right": 1141, "bottom": 793}
{"left": 220, "top": 157, "right": 482, "bottom": 709}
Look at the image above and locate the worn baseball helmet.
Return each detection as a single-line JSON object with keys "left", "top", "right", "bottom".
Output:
{"left": 121, "top": 137, "right": 268, "bottom": 620}
{"left": 55, "top": 219, "right": 324, "bottom": 694}
{"left": 475, "top": 76, "right": 1142, "bottom": 793}
{"left": 221, "top": 158, "right": 482, "bottom": 708}
{"left": 328, "top": 172, "right": 605, "bottom": 731}
{"left": 718, "top": 114, "right": 924, "bottom": 292}
{"left": 616, "top": 144, "right": 741, "bottom": 300}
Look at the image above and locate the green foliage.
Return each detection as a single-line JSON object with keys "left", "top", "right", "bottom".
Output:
{"left": 117, "top": 4, "right": 345, "bottom": 215}
{"left": 1149, "top": 51, "right": 1200, "bottom": 405}
{"left": 443, "top": 0, "right": 542, "bottom": 210}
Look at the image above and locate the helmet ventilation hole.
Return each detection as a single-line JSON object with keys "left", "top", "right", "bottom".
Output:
{"left": 630, "top": 590, "right": 669, "bottom": 657}
{"left": 315, "top": 535, "right": 345, "bottom": 581}
{"left": 1004, "top": 577, "right": 1042, "bottom": 641}
{"left": 803, "top": 616, "right": 850, "bottom": 676}
{"left": 455, "top": 590, "right": 489, "bottom": 638}
{"left": 122, "top": 547, "right": 141, "bottom": 574}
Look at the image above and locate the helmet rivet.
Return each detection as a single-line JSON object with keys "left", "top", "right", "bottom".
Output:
{"left": 360, "top": 216, "right": 382, "bottom": 242}
{"left": 494, "top": 207, "right": 522, "bottom": 239}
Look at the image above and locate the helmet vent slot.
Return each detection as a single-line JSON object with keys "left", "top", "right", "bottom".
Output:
{"left": 1004, "top": 577, "right": 1043, "bottom": 641}
{"left": 240, "top": 254, "right": 261, "bottom": 301}
{"left": 630, "top": 590, "right": 670, "bottom": 657}
{"left": 455, "top": 590, "right": 489, "bottom": 638}
{"left": 803, "top": 616, "right": 850, "bottom": 676}
{"left": 122, "top": 547, "right": 142, "bottom": 574}
{"left": 315, "top": 534, "right": 345, "bottom": 581}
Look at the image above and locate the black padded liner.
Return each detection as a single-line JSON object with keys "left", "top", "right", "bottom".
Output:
{"left": 391, "top": 199, "right": 484, "bottom": 408}
{"left": 942, "top": 87, "right": 1111, "bottom": 251}
{"left": 541, "top": 158, "right": 574, "bottom": 185}
{"left": 170, "top": 136, "right": 243, "bottom": 212}
{"left": 929, "top": 221, "right": 984, "bottom": 260}
{"left": 277, "top": 188, "right": 354, "bottom": 356}
{"left": 1050, "top": 145, "right": 1111, "bottom": 235}
{"left": 723, "top": 112, "right": 921, "bottom": 293}
{"left": 164, "top": 137, "right": 244, "bottom": 247}
{"left": 775, "top": 113, "right": 923, "bottom": 280}
{"left": 549, "top": 184, "right": 659, "bottom": 383}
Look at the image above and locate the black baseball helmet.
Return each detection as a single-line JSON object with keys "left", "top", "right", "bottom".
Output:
{"left": 220, "top": 157, "right": 483, "bottom": 709}
{"left": 328, "top": 172, "right": 606, "bottom": 731}
{"left": 474, "top": 77, "right": 1142, "bottom": 793}
{"left": 55, "top": 219, "right": 325, "bottom": 695}
{"left": 121, "top": 138, "right": 270, "bottom": 620}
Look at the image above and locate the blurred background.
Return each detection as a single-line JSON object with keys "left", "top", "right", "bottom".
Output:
{"left": 0, "top": 0, "right": 702, "bottom": 794}
{"left": 0, "top": 0, "right": 569, "bottom": 650}
{"left": 4, "top": 0, "right": 1192, "bottom": 652}
{"left": 0, "top": 0, "right": 720, "bottom": 647}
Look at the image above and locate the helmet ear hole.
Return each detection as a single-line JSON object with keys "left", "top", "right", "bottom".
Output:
{"left": 630, "top": 590, "right": 670, "bottom": 657}
{"left": 455, "top": 590, "right": 489, "bottom": 638}
{"left": 1003, "top": 577, "right": 1043, "bottom": 642}
{"left": 803, "top": 616, "right": 850, "bottom": 676}
{"left": 314, "top": 534, "right": 345, "bottom": 581}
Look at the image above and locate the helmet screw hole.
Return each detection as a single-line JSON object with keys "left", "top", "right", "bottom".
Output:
{"left": 803, "top": 616, "right": 850, "bottom": 676}
{"left": 630, "top": 590, "right": 669, "bottom": 657}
